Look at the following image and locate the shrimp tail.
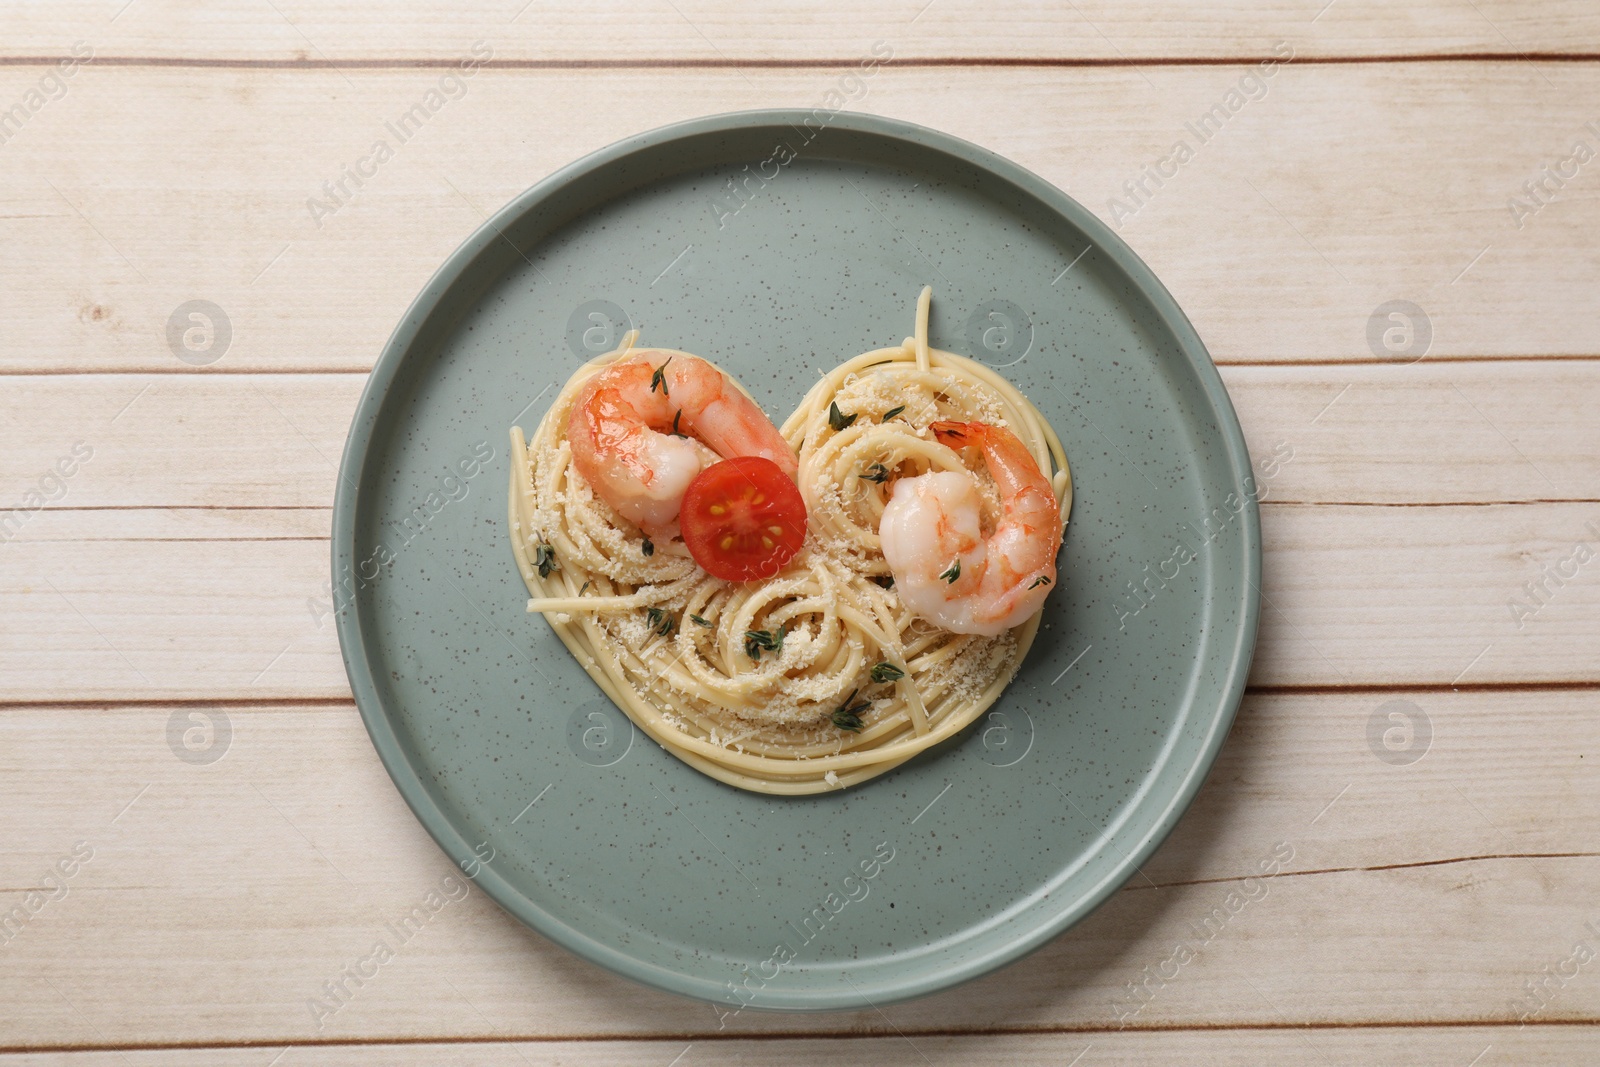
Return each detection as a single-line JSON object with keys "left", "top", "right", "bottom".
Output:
{"left": 933, "top": 420, "right": 1052, "bottom": 503}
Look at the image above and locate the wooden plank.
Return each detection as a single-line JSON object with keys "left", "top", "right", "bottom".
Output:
{"left": 1, "top": 63, "right": 1596, "bottom": 373}
{"left": 5, "top": 361, "right": 1597, "bottom": 515}
{"left": 1224, "top": 361, "right": 1600, "bottom": 507}
{"left": 2, "top": 1028, "right": 1595, "bottom": 1065}
{"left": 0, "top": 690, "right": 1595, "bottom": 1047}
{"left": 2, "top": 499, "right": 1596, "bottom": 700}
{"left": 0, "top": 507, "right": 331, "bottom": 543}
{"left": 0, "top": 375, "right": 358, "bottom": 512}
{"left": 0, "top": 538, "right": 339, "bottom": 700}
{"left": 1254, "top": 501, "right": 1600, "bottom": 687}
{"left": 4, "top": 1, "right": 1599, "bottom": 62}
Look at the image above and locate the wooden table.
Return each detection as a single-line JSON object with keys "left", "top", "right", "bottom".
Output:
{"left": 4, "top": 3, "right": 1597, "bottom": 1063}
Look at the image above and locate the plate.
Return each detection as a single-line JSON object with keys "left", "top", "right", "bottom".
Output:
{"left": 332, "top": 109, "right": 1260, "bottom": 1011}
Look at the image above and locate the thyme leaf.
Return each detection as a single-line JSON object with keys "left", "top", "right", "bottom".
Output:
{"left": 828, "top": 401, "right": 858, "bottom": 432}
{"left": 939, "top": 558, "right": 961, "bottom": 584}
{"left": 869, "top": 661, "right": 905, "bottom": 684}
{"left": 533, "top": 543, "right": 558, "bottom": 578}
{"left": 743, "top": 627, "right": 786, "bottom": 661}
{"left": 831, "top": 688, "right": 871, "bottom": 732}
{"left": 650, "top": 357, "right": 672, "bottom": 396}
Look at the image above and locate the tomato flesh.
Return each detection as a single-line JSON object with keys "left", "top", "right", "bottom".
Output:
{"left": 680, "top": 456, "right": 807, "bottom": 582}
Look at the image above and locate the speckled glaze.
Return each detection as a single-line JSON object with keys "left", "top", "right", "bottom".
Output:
{"left": 332, "top": 110, "right": 1260, "bottom": 1011}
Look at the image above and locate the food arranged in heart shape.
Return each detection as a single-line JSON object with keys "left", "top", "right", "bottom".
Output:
{"left": 509, "top": 288, "right": 1072, "bottom": 794}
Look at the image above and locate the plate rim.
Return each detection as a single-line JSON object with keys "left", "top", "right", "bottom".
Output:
{"left": 332, "top": 107, "right": 1262, "bottom": 1011}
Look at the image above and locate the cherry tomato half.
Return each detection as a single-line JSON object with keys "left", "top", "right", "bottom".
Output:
{"left": 680, "top": 456, "right": 807, "bottom": 582}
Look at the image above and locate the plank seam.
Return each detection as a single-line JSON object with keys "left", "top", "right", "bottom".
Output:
{"left": 1217, "top": 354, "right": 1600, "bottom": 366}
{"left": 2, "top": 52, "right": 1600, "bottom": 71}
{"left": 3, "top": 1018, "right": 1597, "bottom": 1055}
{"left": 13, "top": 499, "right": 1600, "bottom": 523}
{"left": 1130, "top": 852, "right": 1600, "bottom": 891}
{"left": 3, "top": 679, "right": 1599, "bottom": 711}
{"left": 1262, "top": 500, "right": 1600, "bottom": 507}
{"left": 26, "top": 505, "right": 335, "bottom": 511}
{"left": 8, "top": 354, "right": 1600, "bottom": 376}
{"left": 11, "top": 536, "right": 328, "bottom": 542}
{"left": 0, "top": 697, "right": 356, "bottom": 710}
{"left": 1244, "top": 680, "right": 1600, "bottom": 695}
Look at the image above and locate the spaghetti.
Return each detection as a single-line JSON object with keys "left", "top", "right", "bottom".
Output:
{"left": 509, "top": 287, "right": 1071, "bottom": 794}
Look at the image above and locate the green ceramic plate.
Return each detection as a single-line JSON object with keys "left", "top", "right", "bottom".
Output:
{"left": 333, "top": 110, "right": 1260, "bottom": 1011}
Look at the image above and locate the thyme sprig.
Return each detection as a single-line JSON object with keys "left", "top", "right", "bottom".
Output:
{"left": 744, "top": 627, "right": 786, "bottom": 661}
{"left": 831, "top": 688, "right": 871, "bottom": 732}
{"left": 869, "top": 661, "right": 905, "bottom": 684}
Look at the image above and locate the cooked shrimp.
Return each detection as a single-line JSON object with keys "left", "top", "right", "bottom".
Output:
{"left": 567, "top": 349, "right": 799, "bottom": 537}
{"left": 878, "top": 421, "right": 1061, "bottom": 636}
